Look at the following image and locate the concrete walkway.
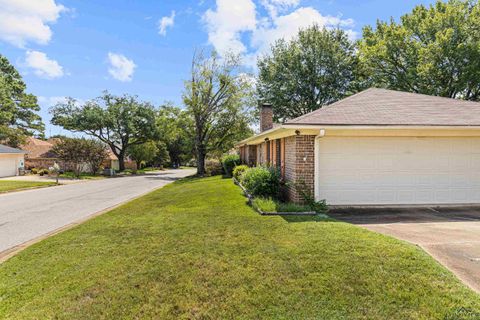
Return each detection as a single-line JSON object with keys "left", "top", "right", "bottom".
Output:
{"left": 0, "top": 169, "right": 195, "bottom": 259}
{"left": 330, "top": 207, "right": 480, "bottom": 293}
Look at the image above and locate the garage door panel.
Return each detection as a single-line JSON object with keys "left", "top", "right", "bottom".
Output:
{"left": 0, "top": 157, "right": 16, "bottom": 177}
{"left": 317, "top": 137, "right": 480, "bottom": 205}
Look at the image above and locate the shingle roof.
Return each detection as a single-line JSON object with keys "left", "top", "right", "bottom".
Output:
{"left": 286, "top": 88, "right": 480, "bottom": 126}
{"left": 0, "top": 144, "right": 26, "bottom": 154}
{"left": 20, "top": 137, "right": 57, "bottom": 159}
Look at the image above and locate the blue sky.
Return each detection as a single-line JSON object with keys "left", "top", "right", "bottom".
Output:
{"left": 0, "top": 0, "right": 435, "bottom": 137}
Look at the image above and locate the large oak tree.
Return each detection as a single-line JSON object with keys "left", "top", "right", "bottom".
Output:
{"left": 51, "top": 92, "right": 158, "bottom": 171}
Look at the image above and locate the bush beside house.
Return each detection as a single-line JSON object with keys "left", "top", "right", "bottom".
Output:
{"left": 234, "top": 164, "right": 328, "bottom": 214}
{"left": 221, "top": 154, "right": 240, "bottom": 177}
{"left": 240, "top": 166, "right": 280, "bottom": 198}
{"left": 232, "top": 165, "right": 248, "bottom": 181}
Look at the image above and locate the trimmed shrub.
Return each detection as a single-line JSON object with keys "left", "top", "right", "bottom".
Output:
{"left": 252, "top": 197, "right": 312, "bottom": 213}
{"left": 31, "top": 168, "right": 38, "bottom": 174}
{"left": 221, "top": 154, "right": 240, "bottom": 176}
{"left": 232, "top": 165, "right": 248, "bottom": 181}
{"left": 205, "top": 159, "right": 223, "bottom": 176}
{"left": 38, "top": 169, "right": 49, "bottom": 176}
{"left": 241, "top": 166, "right": 280, "bottom": 198}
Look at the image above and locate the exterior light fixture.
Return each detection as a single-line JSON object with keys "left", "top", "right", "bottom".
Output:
{"left": 264, "top": 137, "right": 270, "bottom": 142}
{"left": 295, "top": 130, "right": 301, "bottom": 135}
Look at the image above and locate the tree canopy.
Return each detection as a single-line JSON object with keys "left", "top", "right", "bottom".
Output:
{"left": 183, "top": 51, "right": 254, "bottom": 175}
{"left": 359, "top": 0, "right": 480, "bottom": 100}
{"left": 52, "top": 138, "right": 108, "bottom": 177}
{"left": 0, "top": 54, "right": 44, "bottom": 146}
{"left": 257, "top": 25, "right": 362, "bottom": 122}
{"left": 156, "top": 105, "right": 194, "bottom": 168}
{"left": 50, "top": 92, "right": 158, "bottom": 171}
{"left": 127, "top": 141, "right": 159, "bottom": 169}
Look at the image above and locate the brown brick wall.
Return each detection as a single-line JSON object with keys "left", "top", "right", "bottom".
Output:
{"left": 284, "top": 135, "right": 315, "bottom": 203}
{"left": 242, "top": 134, "right": 315, "bottom": 203}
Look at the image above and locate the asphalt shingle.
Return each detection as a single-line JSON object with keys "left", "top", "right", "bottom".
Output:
{"left": 0, "top": 144, "right": 26, "bottom": 154}
{"left": 286, "top": 88, "right": 480, "bottom": 126}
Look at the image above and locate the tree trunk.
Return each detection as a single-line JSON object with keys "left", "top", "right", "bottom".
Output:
{"left": 136, "top": 160, "right": 141, "bottom": 169}
{"left": 118, "top": 150, "right": 126, "bottom": 171}
{"left": 197, "top": 149, "right": 206, "bottom": 176}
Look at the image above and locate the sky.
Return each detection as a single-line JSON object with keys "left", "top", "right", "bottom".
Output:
{"left": 0, "top": 0, "right": 436, "bottom": 137}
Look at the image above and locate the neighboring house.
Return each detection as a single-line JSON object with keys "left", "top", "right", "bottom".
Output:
{"left": 237, "top": 88, "right": 480, "bottom": 206}
{"left": 102, "top": 150, "right": 137, "bottom": 170}
{"left": 21, "top": 137, "right": 58, "bottom": 169}
{"left": 0, "top": 144, "right": 25, "bottom": 178}
{"left": 21, "top": 137, "right": 136, "bottom": 172}
{"left": 103, "top": 150, "right": 120, "bottom": 171}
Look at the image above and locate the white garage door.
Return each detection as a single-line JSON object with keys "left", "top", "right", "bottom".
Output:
{"left": 316, "top": 137, "right": 480, "bottom": 205}
{"left": 0, "top": 157, "right": 17, "bottom": 178}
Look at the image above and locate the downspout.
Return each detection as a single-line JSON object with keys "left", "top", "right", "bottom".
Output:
{"left": 314, "top": 129, "right": 325, "bottom": 201}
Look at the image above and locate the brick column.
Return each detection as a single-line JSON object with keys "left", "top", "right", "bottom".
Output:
{"left": 248, "top": 145, "right": 257, "bottom": 166}
{"left": 284, "top": 135, "right": 315, "bottom": 203}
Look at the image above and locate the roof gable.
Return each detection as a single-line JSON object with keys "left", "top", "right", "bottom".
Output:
{"left": 286, "top": 88, "right": 480, "bottom": 126}
{"left": 0, "top": 144, "right": 26, "bottom": 154}
{"left": 20, "top": 137, "right": 56, "bottom": 159}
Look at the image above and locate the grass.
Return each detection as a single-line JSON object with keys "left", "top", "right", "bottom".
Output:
{"left": 59, "top": 172, "right": 105, "bottom": 180}
{"left": 252, "top": 197, "right": 313, "bottom": 213}
{"left": 142, "top": 167, "right": 165, "bottom": 172}
{"left": 119, "top": 169, "right": 146, "bottom": 175}
{"left": 0, "top": 176, "right": 478, "bottom": 319}
{"left": 0, "top": 180, "right": 57, "bottom": 193}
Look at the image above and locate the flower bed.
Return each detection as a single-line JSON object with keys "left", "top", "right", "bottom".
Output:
{"left": 233, "top": 177, "right": 317, "bottom": 216}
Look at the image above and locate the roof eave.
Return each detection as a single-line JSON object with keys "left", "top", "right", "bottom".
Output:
{"left": 235, "top": 123, "right": 480, "bottom": 147}
{"left": 283, "top": 123, "right": 480, "bottom": 129}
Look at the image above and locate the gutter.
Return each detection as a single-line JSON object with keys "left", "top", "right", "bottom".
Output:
{"left": 235, "top": 124, "right": 480, "bottom": 147}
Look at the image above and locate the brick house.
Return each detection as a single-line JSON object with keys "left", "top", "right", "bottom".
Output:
{"left": 21, "top": 137, "right": 136, "bottom": 171}
{"left": 237, "top": 88, "right": 480, "bottom": 206}
{"left": 21, "top": 137, "right": 59, "bottom": 170}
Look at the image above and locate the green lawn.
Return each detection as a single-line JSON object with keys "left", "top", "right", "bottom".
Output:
{"left": 0, "top": 177, "right": 478, "bottom": 319}
{"left": 59, "top": 172, "right": 105, "bottom": 180}
{"left": 0, "top": 180, "right": 57, "bottom": 193}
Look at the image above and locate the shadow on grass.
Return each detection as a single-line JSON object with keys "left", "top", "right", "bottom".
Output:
{"left": 329, "top": 207, "right": 480, "bottom": 225}
{"left": 280, "top": 215, "right": 333, "bottom": 223}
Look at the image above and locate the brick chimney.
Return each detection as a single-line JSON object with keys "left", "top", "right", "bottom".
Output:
{"left": 260, "top": 103, "right": 273, "bottom": 132}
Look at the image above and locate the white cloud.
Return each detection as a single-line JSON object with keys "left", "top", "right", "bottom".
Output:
{"left": 0, "top": 0, "right": 66, "bottom": 47}
{"left": 158, "top": 11, "right": 175, "bottom": 36}
{"left": 252, "top": 7, "right": 354, "bottom": 54}
{"left": 203, "top": 0, "right": 355, "bottom": 67}
{"left": 203, "top": 0, "right": 257, "bottom": 55}
{"left": 107, "top": 52, "right": 136, "bottom": 82}
{"left": 261, "top": 0, "right": 299, "bottom": 18}
{"left": 25, "top": 50, "right": 64, "bottom": 79}
{"left": 38, "top": 96, "right": 67, "bottom": 106}
{"left": 38, "top": 96, "right": 86, "bottom": 109}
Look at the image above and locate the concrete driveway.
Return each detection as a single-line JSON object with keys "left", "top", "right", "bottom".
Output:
{"left": 330, "top": 207, "right": 480, "bottom": 293}
{"left": 0, "top": 169, "right": 195, "bottom": 260}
